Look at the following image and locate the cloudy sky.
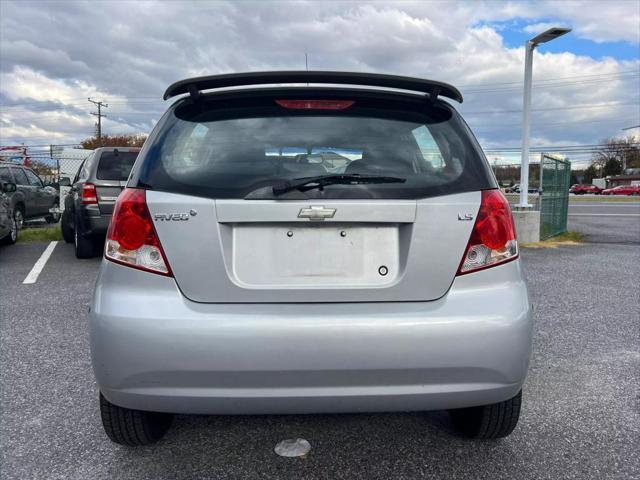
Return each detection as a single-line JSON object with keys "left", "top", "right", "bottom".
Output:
{"left": 0, "top": 0, "right": 638, "bottom": 166}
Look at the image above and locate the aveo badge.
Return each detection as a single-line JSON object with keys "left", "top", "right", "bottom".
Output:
{"left": 153, "top": 209, "right": 198, "bottom": 221}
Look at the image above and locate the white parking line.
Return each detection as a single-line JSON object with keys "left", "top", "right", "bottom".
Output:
{"left": 569, "top": 204, "right": 640, "bottom": 207}
{"left": 568, "top": 213, "right": 640, "bottom": 217}
{"left": 22, "top": 241, "right": 58, "bottom": 285}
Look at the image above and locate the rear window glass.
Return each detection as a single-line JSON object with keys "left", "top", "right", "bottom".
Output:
{"left": 133, "top": 96, "right": 495, "bottom": 199}
{"left": 96, "top": 151, "right": 138, "bottom": 181}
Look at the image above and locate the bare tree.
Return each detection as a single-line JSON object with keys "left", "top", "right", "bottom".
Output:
{"left": 591, "top": 135, "right": 640, "bottom": 173}
{"left": 80, "top": 134, "right": 147, "bottom": 150}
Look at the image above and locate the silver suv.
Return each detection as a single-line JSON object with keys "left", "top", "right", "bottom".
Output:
{"left": 91, "top": 72, "right": 532, "bottom": 446}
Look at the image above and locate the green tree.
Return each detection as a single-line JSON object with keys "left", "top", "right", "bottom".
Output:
{"left": 602, "top": 158, "right": 622, "bottom": 177}
{"left": 583, "top": 164, "right": 599, "bottom": 183}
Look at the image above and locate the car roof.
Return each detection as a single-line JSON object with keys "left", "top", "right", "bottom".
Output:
{"left": 0, "top": 161, "right": 28, "bottom": 169}
{"left": 92, "top": 147, "right": 141, "bottom": 154}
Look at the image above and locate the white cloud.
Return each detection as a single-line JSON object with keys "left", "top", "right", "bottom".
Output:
{"left": 0, "top": 0, "right": 637, "bottom": 153}
{"left": 0, "top": 66, "right": 127, "bottom": 104}
{"left": 523, "top": 22, "right": 565, "bottom": 36}
{"left": 539, "top": 0, "right": 640, "bottom": 43}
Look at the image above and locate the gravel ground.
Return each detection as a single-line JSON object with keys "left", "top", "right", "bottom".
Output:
{"left": 1, "top": 236, "right": 638, "bottom": 479}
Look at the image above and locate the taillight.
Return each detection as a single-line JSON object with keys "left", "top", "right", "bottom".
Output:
{"left": 105, "top": 188, "right": 172, "bottom": 276}
{"left": 81, "top": 183, "right": 98, "bottom": 205}
{"left": 275, "top": 99, "right": 355, "bottom": 110}
{"left": 457, "top": 190, "right": 518, "bottom": 275}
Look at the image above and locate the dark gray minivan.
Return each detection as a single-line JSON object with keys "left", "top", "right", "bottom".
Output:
{"left": 0, "top": 161, "right": 60, "bottom": 228}
{"left": 60, "top": 147, "right": 139, "bottom": 258}
{"left": 0, "top": 179, "right": 17, "bottom": 245}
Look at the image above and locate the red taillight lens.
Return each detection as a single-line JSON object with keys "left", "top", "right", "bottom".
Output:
{"left": 81, "top": 183, "right": 97, "bottom": 205}
{"left": 457, "top": 190, "right": 518, "bottom": 275}
{"left": 275, "top": 99, "right": 355, "bottom": 110}
{"left": 105, "top": 188, "right": 172, "bottom": 276}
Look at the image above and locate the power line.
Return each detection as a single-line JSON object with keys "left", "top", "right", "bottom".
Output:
{"left": 462, "top": 101, "right": 639, "bottom": 115}
{"left": 3, "top": 101, "right": 637, "bottom": 122}
{"left": 471, "top": 115, "right": 639, "bottom": 128}
{"left": 457, "top": 69, "right": 640, "bottom": 89}
{"left": 2, "top": 70, "right": 639, "bottom": 112}
{"left": 464, "top": 74, "right": 640, "bottom": 94}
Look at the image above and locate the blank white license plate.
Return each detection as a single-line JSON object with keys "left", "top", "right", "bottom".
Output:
{"left": 232, "top": 224, "right": 399, "bottom": 287}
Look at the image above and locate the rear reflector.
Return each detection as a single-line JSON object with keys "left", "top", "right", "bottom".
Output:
{"left": 105, "top": 188, "right": 172, "bottom": 276}
{"left": 81, "top": 183, "right": 98, "bottom": 205}
{"left": 457, "top": 190, "right": 518, "bottom": 275}
{"left": 275, "top": 99, "right": 355, "bottom": 110}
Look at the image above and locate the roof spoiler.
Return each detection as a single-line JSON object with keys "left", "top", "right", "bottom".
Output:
{"left": 163, "top": 71, "right": 463, "bottom": 103}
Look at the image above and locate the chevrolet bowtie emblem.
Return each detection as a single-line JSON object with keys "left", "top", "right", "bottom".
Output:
{"left": 298, "top": 206, "right": 336, "bottom": 221}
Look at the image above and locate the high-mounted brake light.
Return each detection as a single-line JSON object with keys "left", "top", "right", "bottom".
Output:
{"left": 457, "top": 190, "right": 518, "bottom": 275}
{"left": 81, "top": 183, "right": 98, "bottom": 205}
{"left": 105, "top": 188, "right": 172, "bottom": 276}
{"left": 275, "top": 99, "right": 355, "bottom": 110}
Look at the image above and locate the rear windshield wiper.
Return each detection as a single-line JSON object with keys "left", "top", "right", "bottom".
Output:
{"left": 272, "top": 174, "right": 406, "bottom": 195}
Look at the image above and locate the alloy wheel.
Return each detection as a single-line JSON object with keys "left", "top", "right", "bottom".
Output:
{"left": 14, "top": 210, "right": 24, "bottom": 230}
{"left": 10, "top": 217, "right": 17, "bottom": 242}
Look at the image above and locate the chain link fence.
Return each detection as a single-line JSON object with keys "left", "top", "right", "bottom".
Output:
{"left": 0, "top": 146, "right": 92, "bottom": 219}
{"left": 491, "top": 161, "right": 541, "bottom": 210}
{"left": 490, "top": 154, "right": 571, "bottom": 239}
{"left": 539, "top": 154, "right": 571, "bottom": 240}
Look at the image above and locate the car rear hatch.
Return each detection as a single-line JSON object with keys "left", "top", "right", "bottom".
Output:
{"left": 94, "top": 149, "right": 139, "bottom": 215}
{"left": 132, "top": 89, "right": 497, "bottom": 303}
{"left": 148, "top": 191, "right": 479, "bottom": 302}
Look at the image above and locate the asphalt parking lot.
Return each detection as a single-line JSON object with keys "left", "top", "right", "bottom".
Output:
{"left": 568, "top": 201, "right": 640, "bottom": 245}
{"left": 1, "top": 216, "right": 639, "bottom": 479}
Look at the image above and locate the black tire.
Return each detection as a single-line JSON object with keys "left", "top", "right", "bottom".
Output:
{"left": 449, "top": 390, "right": 522, "bottom": 439}
{"left": 99, "top": 393, "right": 173, "bottom": 446}
{"left": 61, "top": 210, "right": 74, "bottom": 243}
{"left": 45, "top": 212, "right": 60, "bottom": 223}
{"left": 74, "top": 229, "right": 97, "bottom": 258}
{"left": 0, "top": 216, "right": 18, "bottom": 245}
{"left": 74, "top": 214, "right": 97, "bottom": 259}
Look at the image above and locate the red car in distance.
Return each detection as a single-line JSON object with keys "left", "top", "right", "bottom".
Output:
{"left": 569, "top": 184, "right": 602, "bottom": 195}
{"left": 601, "top": 184, "right": 640, "bottom": 196}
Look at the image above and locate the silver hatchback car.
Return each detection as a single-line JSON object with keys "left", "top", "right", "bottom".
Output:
{"left": 91, "top": 72, "right": 532, "bottom": 446}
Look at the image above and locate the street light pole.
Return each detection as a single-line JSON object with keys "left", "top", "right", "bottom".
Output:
{"left": 519, "top": 27, "right": 571, "bottom": 208}
{"left": 519, "top": 41, "right": 535, "bottom": 208}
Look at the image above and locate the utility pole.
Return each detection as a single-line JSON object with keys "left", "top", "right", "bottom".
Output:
{"left": 88, "top": 98, "right": 108, "bottom": 143}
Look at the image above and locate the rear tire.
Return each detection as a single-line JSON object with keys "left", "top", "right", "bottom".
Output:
{"left": 0, "top": 216, "right": 17, "bottom": 245}
{"left": 74, "top": 215, "right": 97, "bottom": 258}
{"left": 61, "top": 210, "right": 74, "bottom": 243}
{"left": 74, "top": 228, "right": 97, "bottom": 258}
{"left": 449, "top": 390, "right": 522, "bottom": 439}
{"left": 99, "top": 393, "right": 173, "bottom": 446}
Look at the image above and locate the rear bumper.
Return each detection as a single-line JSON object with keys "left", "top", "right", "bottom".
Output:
{"left": 90, "top": 259, "right": 533, "bottom": 415}
{"left": 78, "top": 206, "right": 111, "bottom": 235}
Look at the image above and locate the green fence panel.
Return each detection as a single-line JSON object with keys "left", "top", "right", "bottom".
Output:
{"left": 539, "top": 154, "right": 571, "bottom": 240}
